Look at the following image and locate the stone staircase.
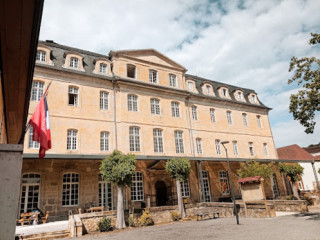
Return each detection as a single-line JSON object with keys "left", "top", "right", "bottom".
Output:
{"left": 16, "top": 229, "right": 70, "bottom": 240}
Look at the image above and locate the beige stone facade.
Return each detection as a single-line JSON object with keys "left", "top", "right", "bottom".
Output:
{"left": 20, "top": 41, "right": 285, "bottom": 218}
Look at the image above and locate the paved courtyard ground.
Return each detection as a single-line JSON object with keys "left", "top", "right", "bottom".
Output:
{"left": 63, "top": 211, "right": 320, "bottom": 240}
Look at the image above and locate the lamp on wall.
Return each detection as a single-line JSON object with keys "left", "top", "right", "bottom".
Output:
{"left": 221, "top": 141, "right": 239, "bottom": 225}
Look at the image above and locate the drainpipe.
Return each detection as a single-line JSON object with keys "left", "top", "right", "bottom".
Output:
{"left": 311, "top": 161, "right": 320, "bottom": 190}
{"left": 110, "top": 61, "right": 118, "bottom": 150}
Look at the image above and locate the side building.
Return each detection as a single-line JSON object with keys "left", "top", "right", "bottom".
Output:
{"left": 21, "top": 41, "right": 286, "bottom": 218}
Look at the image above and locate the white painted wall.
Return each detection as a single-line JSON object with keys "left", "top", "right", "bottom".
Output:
{"left": 300, "top": 162, "right": 320, "bottom": 190}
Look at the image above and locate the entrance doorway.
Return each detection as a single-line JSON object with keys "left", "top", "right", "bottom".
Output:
{"left": 155, "top": 181, "right": 167, "bottom": 206}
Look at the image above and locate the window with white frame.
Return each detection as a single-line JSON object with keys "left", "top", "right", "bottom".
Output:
{"left": 62, "top": 173, "right": 79, "bottom": 206}
{"left": 191, "top": 105, "right": 198, "bottom": 120}
{"left": 206, "top": 85, "right": 211, "bottom": 94}
{"left": 169, "top": 74, "right": 177, "bottom": 87}
{"left": 153, "top": 129, "right": 163, "bottom": 153}
{"left": 99, "top": 63, "right": 108, "bottom": 74}
{"left": 188, "top": 82, "right": 194, "bottom": 90}
{"left": 219, "top": 171, "right": 230, "bottom": 194}
{"left": 67, "top": 129, "right": 78, "bottom": 150}
{"left": 150, "top": 98, "right": 160, "bottom": 115}
{"left": 263, "top": 143, "right": 269, "bottom": 156}
{"left": 174, "top": 130, "right": 184, "bottom": 153}
{"left": 232, "top": 141, "right": 239, "bottom": 156}
{"left": 210, "top": 108, "right": 216, "bottom": 123}
{"left": 100, "top": 91, "right": 109, "bottom": 110}
{"left": 31, "top": 81, "right": 44, "bottom": 101}
{"left": 100, "top": 131, "right": 109, "bottom": 151}
{"left": 98, "top": 174, "right": 113, "bottom": 209}
{"left": 238, "top": 92, "right": 243, "bottom": 100}
{"left": 36, "top": 50, "right": 46, "bottom": 62}
{"left": 129, "top": 127, "right": 140, "bottom": 152}
{"left": 149, "top": 70, "right": 158, "bottom": 83}
{"left": 257, "top": 115, "right": 262, "bottom": 128}
{"left": 20, "top": 173, "right": 41, "bottom": 213}
{"left": 70, "top": 57, "right": 79, "bottom": 68}
{"left": 252, "top": 95, "right": 257, "bottom": 103}
{"left": 248, "top": 142, "right": 254, "bottom": 156}
{"left": 242, "top": 113, "right": 248, "bottom": 127}
{"left": 131, "top": 172, "right": 144, "bottom": 201}
{"left": 180, "top": 180, "right": 190, "bottom": 197}
{"left": 201, "top": 171, "right": 211, "bottom": 202}
{"left": 196, "top": 138, "right": 202, "bottom": 154}
{"left": 28, "top": 126, "right": 40, "bottom": 149}
{"left": 68, "top": 86, "right": 79, "bottom": 106}
{"left": 223, "top": 88, "right": 228, "bottom": 97}
{"left": 227, "top": 111, "right": 232, "bottom": 125}
{"left": 127, "top": 64, "right": 136, "bottom": 78}
{"left": 171, "top": 102, "right": 180, "bottom": 117}
{"left": 215, "top": 139, "right": 221, "bottom": 155}
{"left": 128, "top": 95, "right": 138, "bottom": 112}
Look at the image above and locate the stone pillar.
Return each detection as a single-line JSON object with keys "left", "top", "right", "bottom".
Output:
{"left": 0, "top": 144, "right": 23, "bottom": 240}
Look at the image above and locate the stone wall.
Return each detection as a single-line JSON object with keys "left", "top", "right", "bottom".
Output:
{"left": 267, "top": 200, "right": 308, "bottom": 212}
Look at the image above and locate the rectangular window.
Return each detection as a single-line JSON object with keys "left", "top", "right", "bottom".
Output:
{"left": 31, "top": 81, "right": 44, "bottom": 101}
{"left": 257, "top": 115, "right": 262, "bottom": 128}
{"left": 131, "top": 172, "right": 144, "bottom": 201}
{"left": 68, "top": 86, "right": 79, "bottom": 106}
{"left": 169, "top": 74, "right": 177, "bottom": 87}
{"left": 67, "top": 129, "right": 78, "bottom": 150}
{"left": 249, "top": 142, "right": 254, "bottom": 156}
{"left": 99, "top": 63, "right": 107, "bottom": 73}
{"left": 149, "top": 70, "right": 158, "bottom": 83}
{"left": 128, "top": 95, "right": 138, "bottom": 112}
{"left": 223, "top": 89, "right": 227, "bottom": 97}
{"left": 62, "top": 173, "right": 79, "bottom": 206}
{"left": 210, "top": 108, "right": 216, "bottom": 123}
{"left": 153, "top": 129, "right": 163, "bottom": 153}
{"left": 150, "top": 98, "right": 160, "bottom": 115}
{"left": 191, "top": 106, "right": 198, "bottom": 120}
{"left": 206, "top": 85, "right": 210, "bottom": 94}
{"left": 188, "top": 82, "right": 193, "bottom": 90}
{"left": 171, "top": 102, "right": 180, "bottom": 117}
{"left": 252, "top": 95, "right": 257, "bottom": 103}
{"left": 28, "top": 126, "right": 40, "bottom": 149}
{"left": 100, "top": 91, "right": 109, "bottom": 110}
{"left": 129, "top": 127, "right": 140, "bottom": 152}
{"left": 226, "top": 111, "right": 232, "bottom": 125}
{"left": 36, "top": 51, "right": 46, "bottom": 62}
{"left": 70, "top": 57, "right": 79, "bottom": 68}
{"left": 180, "top": 180, "right": 190, "bottom": 197}
{"left": 263, "top": 143, "right": 269, "bottom": 156}
{"left": 242, "top": 113, "right": 248, "bottom": 127}
{"left": 174, "top": 130, "right": 184, "bottom": 154}
{"left": 100, "top": 131, "right": 109, "bottom": 151}
{"left": 215, "top": 140, "right": 221, "bottom": 155}
{"left": 127, "top": 64, "right": 136, "bottom": 78}
{"left": 232, "top": 141, "right": 239, "bottom": 156}
{"left": 238, "top": 92, "right": 242, "bottom": 100}
{"left": 201, "top": 171, "right": 211, "bottom": 202}
{"left": 196, "top": 138, "right": 202, "bottom": 154}
{"left": 219, "top": 171, "right": 230, "bottom": 194}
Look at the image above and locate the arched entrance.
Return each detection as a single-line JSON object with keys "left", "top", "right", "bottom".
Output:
{"left": 155, "top": 181, "right": 167, "bottom": 206}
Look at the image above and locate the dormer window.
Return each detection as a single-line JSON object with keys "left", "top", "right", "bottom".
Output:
{"left": 127, "top": 64, "right": 136, "bottom": 78}
{"left": 149, "top": 70, "right": 158, "bottom": 83}
{"left": 188, "top": 82, "right": 194, "bottom": 90}
{"left": 252, "top": 95, "right": 257, "bottom": 103}
{"left": 70, "top": 57, "right": 79, "bottom": 68}
{"left": 206, "top": 85, "right": 210, "bottom": 94}
{"left": 99, "top": 63, "right": 107, "bottom": 73}
{"left": 238, "top": 92, "right": 243, "bottom": 100}
{"left": 223, "top": 89, "right": 227, "bottom": 97}
{"left": 36, "top": 50, "right": 46, "bottom": 62}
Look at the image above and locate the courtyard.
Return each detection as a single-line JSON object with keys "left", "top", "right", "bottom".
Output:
{"left": 61, "top": 211, "right": 320, "bottom": 240}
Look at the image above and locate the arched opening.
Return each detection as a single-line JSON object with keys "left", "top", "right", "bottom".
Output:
{"left": 155, "top": 181, "right": 167, "bottom": 206}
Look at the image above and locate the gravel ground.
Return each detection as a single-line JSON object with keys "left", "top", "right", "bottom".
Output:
{"left": 63, "top": 212, "right": 320, "bottom": 240}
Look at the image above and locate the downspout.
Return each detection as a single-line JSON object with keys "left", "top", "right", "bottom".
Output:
{"left": 110, "top": 63, "right": 118, "bottom": 150}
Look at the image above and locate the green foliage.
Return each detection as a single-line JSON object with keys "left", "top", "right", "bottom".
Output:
{"left": 302, "top": 195, "right": 314, "bottom": 206}
{"left": 285, "top": 195, "right": 296, "bottom": 200}
{"left": 128, "top": 216, "right": 135, "bottom": 227}
{"left": 98, "top": 218, "right": 113, "bottom": 232}
{"left": 165, "top": 158, "right": 191, "bottom": 182}
{"left": 288, "top": 33, "right": 320, "bottom": 134}
{"left": 100, "top": 150, "right": 136, "bottom": 187}
{"left": 237, "top": 161, "right": 274, "bottom": 180}
{"left": 138, "top": 208, "right": 154, "bottom": 226}
{"left": 278, "top": 163, "right": 304, "bottom": 182}
{"left": 171, "top": 211, "right": 180, "bottom": 221}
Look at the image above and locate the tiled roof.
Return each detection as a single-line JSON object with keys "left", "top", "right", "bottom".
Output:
{"left": 277, "top": 144, "right": 314, "bottom": 161}
{"left": 237, "top": 176, "right": 261, "bottom": 184}
{"left": 303, "top": 145, "right": 320, "bottom": 154}
{"left": 314, "top": 155, "right": 320, "bottom": 160}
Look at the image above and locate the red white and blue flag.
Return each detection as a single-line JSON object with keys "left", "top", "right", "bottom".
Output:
{"left": 28, "top": 92, "right": 51, "bottom": 158}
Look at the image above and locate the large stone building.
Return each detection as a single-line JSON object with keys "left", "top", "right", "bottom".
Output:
{"left": 21, "top": 40, "right": 286, "bottom": 219}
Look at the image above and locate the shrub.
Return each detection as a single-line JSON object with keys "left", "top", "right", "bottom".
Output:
{"left": 98, "top": 217, "right": 113, "bottom": 232}
{"left": 128, "top": 216, "right": 135, "bottom": 227}
{"left": 302, "top": 196, "right": 314, "bottom": 206}
{"left": 171, "top": 211, "right": 180, "bottom": 221}
{"left": 285, "top": 195, "right": 298, "bottom": 200}
{"left": 138, "top": 208, "right": 154, "bottom": 226}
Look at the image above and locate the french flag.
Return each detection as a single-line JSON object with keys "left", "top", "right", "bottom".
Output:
{"left": 29, "top": 93, "right": 52, "bottom": 158}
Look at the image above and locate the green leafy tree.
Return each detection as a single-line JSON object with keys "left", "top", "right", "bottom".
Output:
{"left": 166, "top": 158, "right": 191, "bottom": 218}
{"left": 278, "top": 163, "right": 304, "bottom": 199}
{"left": 100, "top": 150, "right": 136, "bottom": 229}
{"left": 288, "top": 33, "right": 320, "bottom": 134}
{"left": 237, "top": 161, "right": 274, "bottom": 180}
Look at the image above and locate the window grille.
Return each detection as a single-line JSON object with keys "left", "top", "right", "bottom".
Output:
{"left": 174, "top": 130, "right": 184, "bottom": 153}
{"left": 131, "top": 172, "right": 144, "bottom": 201}
{"left": 129, "top": 127, "right": 140, "bottom": 151}
{"left": 62, "top": 173, "right": 79, "bottom": 206}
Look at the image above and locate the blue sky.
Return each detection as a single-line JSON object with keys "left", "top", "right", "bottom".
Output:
{"left": 39, "top": 0, "right": 320, "bottom": 148}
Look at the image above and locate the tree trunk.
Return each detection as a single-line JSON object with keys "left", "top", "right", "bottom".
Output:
{"left": 176, "top": 180, "right": 185, "bottom": 218}
{"left": 291, "top": 181, "right": 300, "bottom": 200}
{"left": 116, "top": 185, "right": 126, "bottom": 229}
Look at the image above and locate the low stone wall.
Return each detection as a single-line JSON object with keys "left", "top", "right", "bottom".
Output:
{"left": 267, "top": 200, "right": 308, "bottom": 212}
{"left": 149, "top": 206, "right": 178, "bottom": 223}
{"left": 79, "top": 210, "right": 117, "bottom": 234}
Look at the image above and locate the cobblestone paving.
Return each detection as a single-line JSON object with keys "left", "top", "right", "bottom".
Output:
{"left": 64, "top": 212, "right": 320, "bottom": 240}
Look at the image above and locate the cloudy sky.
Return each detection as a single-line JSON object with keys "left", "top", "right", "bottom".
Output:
{"left": 39, "top": 0, "right": 320, "bottom": 148}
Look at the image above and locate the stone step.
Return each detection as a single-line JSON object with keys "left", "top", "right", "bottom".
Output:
{"left": 16, "top": 230, "right": 70, "bottom": 240}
